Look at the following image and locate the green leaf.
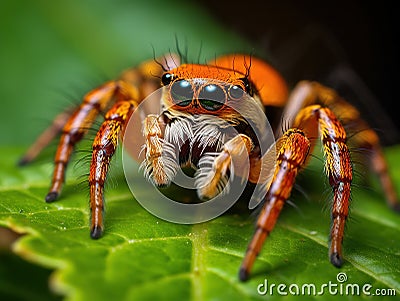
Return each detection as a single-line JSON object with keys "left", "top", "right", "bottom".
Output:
{"left": 1, "top": 145, "right": 400, "bottom": 300}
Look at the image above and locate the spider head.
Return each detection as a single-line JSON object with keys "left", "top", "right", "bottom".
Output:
{"left": 160, "top": 64, "right": 256, "bottom": 117}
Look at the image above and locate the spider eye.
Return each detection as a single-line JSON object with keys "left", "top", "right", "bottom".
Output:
{"left": 228, "top": 85, "right": 244, "bottom": 100}
{"left": 170, "top": 79, "right": 193, "bottom": 107}
{"left": 240, "top": 77, "right": 253, "bottom": 96}
{"left": 161, "top": 73, "right": 173, "bottom": 86}
{"left": 198, "top": 84, "right": 226, "bottom": 111}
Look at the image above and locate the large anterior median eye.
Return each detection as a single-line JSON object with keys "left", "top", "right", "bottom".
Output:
{"left": 198, "top": 84, "right": 226, "bottom": 111}
{"left": 170, "top": 80, "right": 193, "bottom": 107}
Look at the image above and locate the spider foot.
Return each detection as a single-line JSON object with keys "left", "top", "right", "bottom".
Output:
{"left": 90, "top": 225, "right": 103, "bottom": 239}
{"left": 45, "top": 192, "right": 59, "bottom": 203}
{"left": 238, "top": 267, "right": 249, "bottom": 282}
{"left": 391, "top": 202, "right": 400, "bottom": 213}
{"left": 17, "top": 157, "right": 30, "bottom": 167}
{"left": 330, "top": 252, "right": 343, "bottom": 268}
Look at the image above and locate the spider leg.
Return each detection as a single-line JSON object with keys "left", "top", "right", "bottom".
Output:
{"left": 347, "top": 118, "right": 400, "bottom": 211}
{"left": 44, "top": 81, "right": 120, "bottom": 202}
{"left": 239, "top": 103, "right": 352, "bottom": 281}
{"left": 293, "top": 104, "right": 352, "bottom": 268}
{"left": 280, "top": 81, "right": 399, "bottom": 210}
{"left": 89, "top": 99, "right": 138, "bottom": 238}
{"left": 18, "top": 107, "right": 75, "bottom": 166}
{"left": 239, "top": 129, "right": 310, "bottom": 281}
{"left": 141, "top": 114, "right": 178, "bottom": 187}
{"left": 368, "top": 143, "right": 399, "bottom": 211}
{"left": 196, "top": 134, "right": 254, "bottom": 200}
{"left": 39, "top": 55, "right": 173, "bottom": 203}
{"left": 310, "top": 82, "right": 399, "bottom": 211}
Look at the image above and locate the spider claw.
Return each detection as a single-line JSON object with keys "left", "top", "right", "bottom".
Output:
{"left": 45, "top": 192, "right": 59, "bottom": 203}
{"left": 391, "top": 202, "right": 400, "bottom": 213}
{"left": 17, "top": 157, "right": 30, "bottom": 167}
{"left": 238, "top": 267, "right": 249, "bottom": 282}
{"left": 330, "top": 252, "right": 343, "bottom": 268}
{"left": 90, "top": 225, "right": 103, "bottom": 239}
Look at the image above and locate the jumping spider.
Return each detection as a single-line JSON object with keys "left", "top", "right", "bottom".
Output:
{"left": 20, "top": 53, "right": 399, "bottom": 281}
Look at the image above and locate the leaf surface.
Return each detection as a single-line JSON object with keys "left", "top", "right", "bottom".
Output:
{"left": 1, "top": 146, "right": 399, "bottom": 300}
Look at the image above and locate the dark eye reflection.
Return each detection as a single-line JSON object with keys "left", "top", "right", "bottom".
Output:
{"left": 229, "top": 85, "right": 245, "bottom": 100}
{"left": 198, "top": 84, "right": 226, "bottom": 111}
{"left": 170, "top": 80, "right": 193, "bottom": 107}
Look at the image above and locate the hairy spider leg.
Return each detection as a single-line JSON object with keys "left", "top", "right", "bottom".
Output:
{"left": 293, "top": 105, "right": 352, "bottom": 269}
{"left": 142, "top": 114, "right": 176, "bottom": 187}
{"left": 361, "top": 138, "right": 400, "bottom": 211}
{"left": 314, "top": 83, "right": 400, "bottom": 211}
{"left": 88, "top": 57, "right": 171, "bottom": 238}
{"left": 281, "top": 81, "right": 399, "bottom": 211}
{"left": 239, "top": 129, "right": 311, "bottom": 281}
{"left": 239, "top": 102, "right": 352, "bottom": 281}
{"left": 37, "top": 56, "right": 169, "bottom": 204}
{"left": 333, "top": 103, "right": 400, "bottom": 212}
{"left": 45, "top": 81, "right": 120, "bottom": 202}
{"left": 18, "top": 107, "right": 75, "bottom": 166}
{"left": 19, "top": 55, "right": 173, "bottom": 238}
{"left": 89, "top": 97, "right": 139, "bottom": 239}
{"left": 198, "top": 134, "right": 254, "bottom": 200}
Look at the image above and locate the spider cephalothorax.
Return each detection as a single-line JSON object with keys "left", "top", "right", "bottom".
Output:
{"left": 20, "top": 53, "right": 399, "bottom": 281}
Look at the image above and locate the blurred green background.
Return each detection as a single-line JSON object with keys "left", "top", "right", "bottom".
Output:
{"left": 0, "top": 0, "right": 253, "bottom": 147}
